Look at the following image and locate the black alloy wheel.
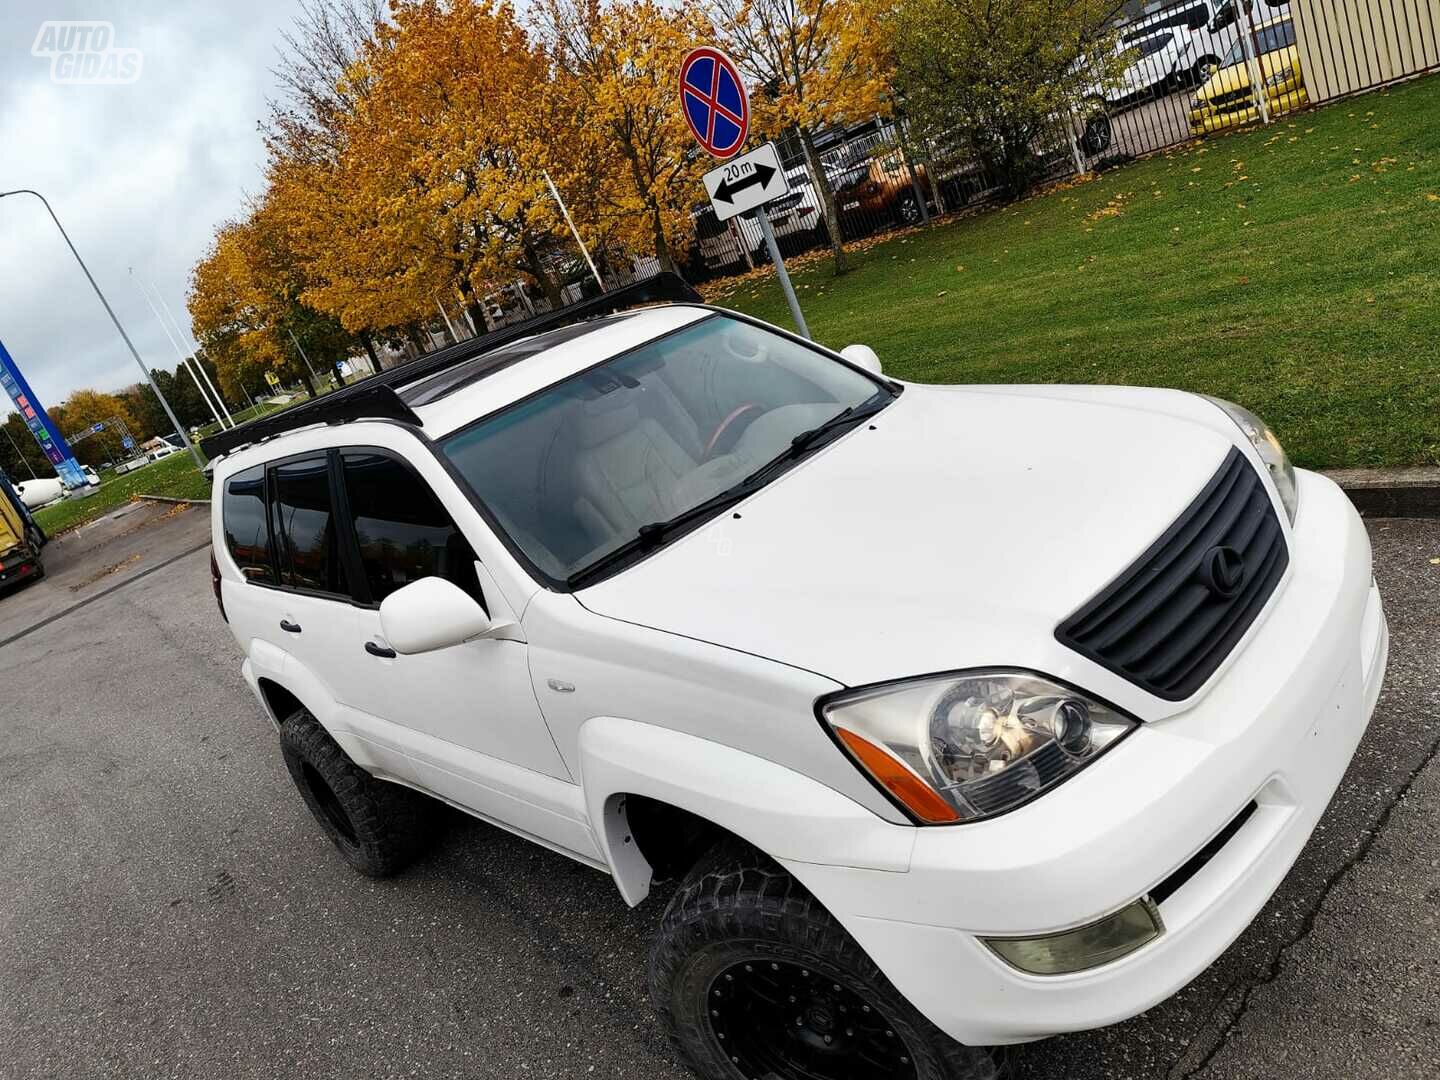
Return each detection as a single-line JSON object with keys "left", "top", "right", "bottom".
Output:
{"left": 707, "top": 956, "right": 919, "bottom": 1080}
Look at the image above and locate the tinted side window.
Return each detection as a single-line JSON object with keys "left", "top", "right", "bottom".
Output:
{"left": 223, "top": 465, "right": 275, "bottom": 584}
{"left": 271, "top": 457, "right": 349, "bottom": 596}
{"left": 339, "top": 452, "right": 481, "bottom": 604}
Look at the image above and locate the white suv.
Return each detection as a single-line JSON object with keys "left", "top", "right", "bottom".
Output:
{"left": 206, "top": 275, "right": 1386, "bottom": 1080}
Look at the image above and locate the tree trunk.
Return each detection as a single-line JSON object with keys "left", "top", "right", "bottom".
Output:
{"left": 651, "top": 206, "right": 676, "bottom": 274}
{"left": 521, "top": 239, "right": 564, "bottom": 309}
{"left": 799, "top": 125, "right": 848, "bottom": 275}
{"left": 895, "top": 122, "right": 931, "bottom": 225}
{"left": 359, "top": 331, "right": 382, "bottom": 372}
{"left": 455, "top": 277, "right": 484, "bottom": 338}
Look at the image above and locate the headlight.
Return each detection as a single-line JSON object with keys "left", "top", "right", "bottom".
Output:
{"left": 1264, "top": 66, "right": 1294, "bottom": 89}
{"left": 821, "top": 671, "right": 1136, "bottom": 824}
{"left": 1205, "top": 396, "right": 1299, "bottom": 523}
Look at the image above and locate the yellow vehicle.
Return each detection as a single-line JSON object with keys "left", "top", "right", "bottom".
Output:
{"left": 1189, "top": 15, "right": 1307, "bottom": 134}
{"left": 0, "top": 470, "right": 46, "bottom": 592}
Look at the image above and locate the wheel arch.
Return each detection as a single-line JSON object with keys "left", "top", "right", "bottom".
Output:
{"left": 256, "top": 676, "right": 305, "bottom": 729}
{"left": 579, "top": 715, "right": 914, "bottom": 907}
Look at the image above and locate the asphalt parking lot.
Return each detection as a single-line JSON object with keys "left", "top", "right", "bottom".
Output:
{"left": 2, "top": 508, "right": 1439, "bottom": 1079}
{"left": 1101, "top": 89, "right": 1200, "bottom": 160}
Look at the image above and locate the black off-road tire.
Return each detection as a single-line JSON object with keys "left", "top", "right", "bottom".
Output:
{"left": 279, "top": 708, "right": 436, "bottom": 878}
{"left": 649, "top": 840, "right": 1001, "bottom": 1080}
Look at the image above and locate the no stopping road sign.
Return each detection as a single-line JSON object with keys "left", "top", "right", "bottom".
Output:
{"left": 678, "top": 47, "right": 749, "bottom": 159}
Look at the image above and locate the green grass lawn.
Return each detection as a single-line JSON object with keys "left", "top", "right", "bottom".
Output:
{"left": 715, "top": 75, "right": 1440, "bottom": 469}
{"left": 33, "top": 452, "right": 211, "bottom": 535}
{"left": 192, "top": 392, "right": 310, "bottom": 440}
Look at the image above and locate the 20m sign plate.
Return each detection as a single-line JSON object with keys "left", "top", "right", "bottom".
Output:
{"left": 702, "top": 142, "right": 790, "bottom": 222}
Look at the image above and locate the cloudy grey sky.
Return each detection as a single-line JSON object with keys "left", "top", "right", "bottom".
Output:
{"left": 0, "top": 0, "right": 304, "bottom": 415}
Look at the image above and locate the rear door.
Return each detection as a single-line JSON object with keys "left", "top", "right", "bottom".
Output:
{"left": 219, "top": 453, "right": 396, "bottom": 768}
{"left": 263, "top": 452, "right": 362, "bottom": 694}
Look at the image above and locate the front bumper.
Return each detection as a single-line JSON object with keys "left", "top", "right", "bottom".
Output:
{"left": 1190, "top": 85, "right": 1309, "bottom": 134}
{"left": 781, "top": 470, "right": 1386, "bottom": 1045}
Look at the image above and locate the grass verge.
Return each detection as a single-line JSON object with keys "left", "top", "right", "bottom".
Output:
{"left": 714, "top": 75, "right": 1440, "bottom": 469}
{"left": 33, "top": 453, "right": 211, "bottom": 535}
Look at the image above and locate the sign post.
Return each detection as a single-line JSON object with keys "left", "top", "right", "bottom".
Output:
{"left": 679, "top": 47, "right": 810, "bottom": 339}
{"left": 703, "top": 144, "right": 809, "bottom": 338}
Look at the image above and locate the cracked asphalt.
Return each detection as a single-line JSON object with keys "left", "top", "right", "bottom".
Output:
{"left": 1, "top": 506, "right": 1438, "bottom": 1079}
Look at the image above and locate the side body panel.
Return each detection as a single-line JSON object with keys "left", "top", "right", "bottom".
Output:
{"left": 214, "top": 423, "right": 592, "bottom": 862}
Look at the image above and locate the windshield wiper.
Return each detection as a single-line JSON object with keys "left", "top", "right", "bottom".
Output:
{"left": 635, "top": 482, "right": 759, "bottom": 547}
{"left": 565, "top": 394, "right": 894, "bottom": 590}
{"left": 566, "top": 482, "right": 760, "bottom": 589}
{"left": 741, "top": 396, "right": 890, "bottom": 488}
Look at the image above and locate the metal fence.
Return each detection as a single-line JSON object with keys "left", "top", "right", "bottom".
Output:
{"left": 679, "top": 0, "right": 1440, "bottom": 286}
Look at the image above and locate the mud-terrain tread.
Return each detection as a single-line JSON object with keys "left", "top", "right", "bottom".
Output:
{"left": 649, "top": 839, "right": 1002, "bottom": 1079}
{"left": 279, "top": 707, "right": 435, "bottom": 878}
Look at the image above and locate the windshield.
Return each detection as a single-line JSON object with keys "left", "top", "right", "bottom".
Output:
{"left": 1222, "top": 20, "right": 1295, "bottom": 66}
{"left": 440, "top": 314, "right": 891, "bottom": 585}
{"left": 1131, "top": 33, "right": 1176, "bottom": 59}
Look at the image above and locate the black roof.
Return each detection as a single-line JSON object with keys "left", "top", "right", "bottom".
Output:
{"left": 200, "top": 273, "right": 701, "bottom": 460}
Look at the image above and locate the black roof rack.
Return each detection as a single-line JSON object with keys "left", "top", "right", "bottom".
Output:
{"left": 200, "top": 272, "right": 703, "bottom": 459}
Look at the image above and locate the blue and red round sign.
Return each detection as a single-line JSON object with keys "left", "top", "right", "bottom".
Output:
{"left": 678, "top": 47, "right": 749, "bottom": 159}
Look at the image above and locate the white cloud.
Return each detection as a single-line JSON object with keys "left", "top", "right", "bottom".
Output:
{"left": 0, "top": 0, "right": 300, "bottom": 417}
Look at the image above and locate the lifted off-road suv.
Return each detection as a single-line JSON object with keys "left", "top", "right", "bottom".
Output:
{"left": 206, "top": 275, "right": 1386, "bottom": 1080}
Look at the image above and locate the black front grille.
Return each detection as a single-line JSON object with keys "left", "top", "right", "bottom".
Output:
{"left": 1209, "top": 88, "right": 1254, "bottom": 110}
{"left": 1056, "top": 448, "right": 1288, "bottom": 701}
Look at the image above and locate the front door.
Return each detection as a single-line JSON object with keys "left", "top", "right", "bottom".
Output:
{"left": 330, "top": 449, "right": 570, "bottom": 785}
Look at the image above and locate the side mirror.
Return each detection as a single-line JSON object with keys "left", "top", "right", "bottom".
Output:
{"left": 840, "top": 343, "right": 883, "bottom": 376}
{"left": 379, "top": 577, "right": 491, "bottom": 655}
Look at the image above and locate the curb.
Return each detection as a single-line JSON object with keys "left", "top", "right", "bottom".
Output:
{"left": 135, "top": 495, "right": 212, "bottom": 507}
{"left": 1322, "top": 467, "right": 1440, "bottom": 519}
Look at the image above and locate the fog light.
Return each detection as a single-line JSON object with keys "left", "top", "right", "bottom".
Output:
{"left": 982, "top": 898, "right": 1164, "bottom": 975}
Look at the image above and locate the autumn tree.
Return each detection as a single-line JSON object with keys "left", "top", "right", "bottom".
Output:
{"left": 709, "top": 0, "right": 893, "bottom": 274}
{"left": 116, "top": 383, "right": 170, "bottom": 443}
{"left": 303, "top": 0, "right": 581, "bottom": 324}
{"left": 887, "top": 0, "right": 1127, "bottom": 197}
{"left": 265, "top": 0, "right": 388, "bottom": 166}
{"left": 536, "top": 0, "right": 711, "bottom": 274}
{"left": 189, "top": 194, "right": 356, "bottom": 403}
{"left": 0, "top": 413, "right": 52, "bottom": 480}
{"left": 50, "top": 389, "right": 142, "bottom": 467}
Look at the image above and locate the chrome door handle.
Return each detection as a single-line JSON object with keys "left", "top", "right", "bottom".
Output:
{"left": 279, "top": 619, "right": 302, "bottom": 633}
{"left": 365, "top": 641, "right": 396, "bottom": 658}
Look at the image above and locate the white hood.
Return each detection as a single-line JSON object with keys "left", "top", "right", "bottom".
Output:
{"left": 576, "top": 384, "right": 1238, "bottom": 714}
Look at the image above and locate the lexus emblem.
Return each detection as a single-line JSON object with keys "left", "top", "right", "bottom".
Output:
{"left": 1199, "top": 546, "right": 1246, "bottom": 598}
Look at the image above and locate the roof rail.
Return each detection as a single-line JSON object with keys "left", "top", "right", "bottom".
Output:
{"left": 199, "top": 272, "right": 703, "bottom": 460}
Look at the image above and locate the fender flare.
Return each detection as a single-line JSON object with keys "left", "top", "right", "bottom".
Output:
{"left": 246, "top": 648, "right": 389, "bottom": 774}
{"left": 578, "top": 715, "right": 915, "bottom": 906}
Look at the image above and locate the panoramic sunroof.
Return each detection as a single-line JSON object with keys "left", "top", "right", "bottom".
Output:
{"left": 400, "top": 315, "right": 635, "bottom": 407}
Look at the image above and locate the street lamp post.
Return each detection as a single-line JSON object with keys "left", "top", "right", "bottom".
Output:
{"left": 0, "top": 189, "right": 204, "bottom": 468}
